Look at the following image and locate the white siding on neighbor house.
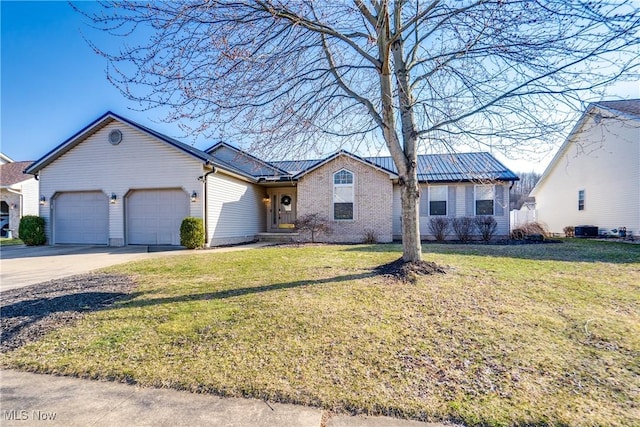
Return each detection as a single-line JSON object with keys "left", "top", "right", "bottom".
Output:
{"left": 38, "top": 120, "right": 205, "bottom": 246}
{"left": 394, "top": 182, "right": 511, "bottom": 240}
{"left": 532, "top": 110, "right": 640, "bottom": 235}
{"left": 2, "top": 177, "right": 39, "bottom": 237}
{"left": 206, "top": 172, "right": 266, "bottom": 246}
{"left": 20, "top": 178, "right": 40, "bottom": 217}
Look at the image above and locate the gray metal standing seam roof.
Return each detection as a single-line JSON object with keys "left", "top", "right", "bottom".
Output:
{"left": 25, "top": 111, "right": 518, "bottom": 184}
{"left": 270, "top": 152, "right": 518, "bottom": 182}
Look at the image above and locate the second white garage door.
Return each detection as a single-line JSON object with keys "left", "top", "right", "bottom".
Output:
{"left": 127, "top": 189, "right": 189, "bottom": 245}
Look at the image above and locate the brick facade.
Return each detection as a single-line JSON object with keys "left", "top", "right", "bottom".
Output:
{"left": 297, "top": 155, "right": 393, "bottom": 243}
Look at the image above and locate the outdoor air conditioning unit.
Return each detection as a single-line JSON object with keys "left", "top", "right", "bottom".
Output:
{"left": 575, "top": 225, "right": 598, "bottom": 237}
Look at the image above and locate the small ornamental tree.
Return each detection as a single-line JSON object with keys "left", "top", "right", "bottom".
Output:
{"left": 18, "top": 215, "right": 46, "bottom": 246}
{"left": 180, "top": 217, "right": 205, "bottom": 249}
{"left": 294, "top": 213, "right": 332, "bottom": 243}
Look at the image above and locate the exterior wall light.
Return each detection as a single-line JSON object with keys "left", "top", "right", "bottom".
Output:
{"left": 110, "top": 193, "right": 117, "bottom": 204}
{"left": 191, "top": 191, "right": 198, "bottom": 202}
{"left": 39, "top": 196, "right": 46, "bottom": 205}
{"left": 262, "top": 197, "right": 271, "bottom": 204}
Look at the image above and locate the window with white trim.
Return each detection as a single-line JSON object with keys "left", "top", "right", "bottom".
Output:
{"left": 333, "top": 170, "right": 354, "bottom": 220}
{"left": 429, "top": 186, "right": 447, "bottom": 216}
{"left": 475, "top": 185, "right": 494, "bottom": 215}
{"left": 578, "top": 190, "right": 585, "bottom": 211}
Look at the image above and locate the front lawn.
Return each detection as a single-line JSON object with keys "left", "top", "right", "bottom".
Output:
{"left": 2, "top": 240, "right": 639, "bottom": 426}
{"left": 0, "top": 237, "right": 23, "bottom": 246}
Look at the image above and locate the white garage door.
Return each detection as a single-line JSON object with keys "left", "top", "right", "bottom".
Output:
{"left": 127, "top": 189, "right": 189, "bottom": 245}
{"left": 54, "top": 192, "right": 109, "bottom": 245}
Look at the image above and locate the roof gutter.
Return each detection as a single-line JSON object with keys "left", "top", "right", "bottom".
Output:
{"left": 198, "top": 168, "right": 217, "bottom": 245}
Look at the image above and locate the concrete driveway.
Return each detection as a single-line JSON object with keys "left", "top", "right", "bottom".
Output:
{"left": 0, "top": 243, "right": 269, "bottom": 292}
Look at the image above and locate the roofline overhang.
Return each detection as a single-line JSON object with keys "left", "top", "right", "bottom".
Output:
{"left": 25, "top": 111, "right": 213, "bottom": 175}
{"left": 530, "top": 104, "right": 600, "bottom": 196}
{"left": 532, "top": 101, "right": 640, "bottom": 196}
{"left": 593, "top": 101, "right": 640, "bottom": 121}
{"left": 417, "top": 177, "right": 519, "bottom": 184}
{"left": 292, "top": 150, "right": 398, "bottom": 180}
{"left": 206, "top": 141, "right": 291, "bottom": 176}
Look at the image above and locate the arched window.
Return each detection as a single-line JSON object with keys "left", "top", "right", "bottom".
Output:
{"left": 333, "top": 169, "right": 354, "bottom": 220}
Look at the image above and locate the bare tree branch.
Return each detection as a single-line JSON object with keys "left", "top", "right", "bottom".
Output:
{"left": 75, "top": 0, "right": 640, "bottom": 261}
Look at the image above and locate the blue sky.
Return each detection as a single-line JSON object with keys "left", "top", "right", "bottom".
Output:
{"left": 1, "top": 1, "right": 178, "bottom": 162}
{"left": 1, "top": 1, "right": 638, "bottom": 172}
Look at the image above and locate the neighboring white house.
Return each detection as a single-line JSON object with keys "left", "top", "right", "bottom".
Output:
{"left": 0, "top": 154, "right": 39, "bottom": 238}
{"left": 25, "top": 112, "right": 519, "bottom": 246}
{"left": 530, "top": 99, "right": 640, "bottom": 236}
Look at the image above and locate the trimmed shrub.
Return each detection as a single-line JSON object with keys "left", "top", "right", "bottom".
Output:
{"left": 18, "top": 215, "right": 46, "bottom": 246}
{"left": 180, "top": 217, "right": 205, "bottom": 249}
{"left": 452, "top": 217, "right": 474, "bottom": 242}
{"left": 428, "top": 217, "right": 450, "bottom": 242}
{"left": 475, "top": 216, "right": 497, "bottom": 242}
{"left": 294, "top": 213, "right": 332, "bottom": 243}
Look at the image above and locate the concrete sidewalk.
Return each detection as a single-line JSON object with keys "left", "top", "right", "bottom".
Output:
{"left": 0, "top": 370, "right": 451, "bottom": 427}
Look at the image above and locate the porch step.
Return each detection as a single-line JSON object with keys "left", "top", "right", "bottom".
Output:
{"left": 257, "top": 232, "right": 299, "bottom": 243}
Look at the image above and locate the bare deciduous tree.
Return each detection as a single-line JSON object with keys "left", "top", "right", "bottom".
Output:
{"left": 510, "top": 171, "right": 541, "bottom": 210}
{"left": 77, "top": 0, "right": 640, "bottom": 262}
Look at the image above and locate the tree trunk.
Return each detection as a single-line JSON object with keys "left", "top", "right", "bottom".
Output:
{"left": 400, "top": 169, "right": 422, "bottom": 262}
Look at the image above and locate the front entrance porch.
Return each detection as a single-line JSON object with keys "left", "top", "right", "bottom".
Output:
{"left": 266, "top": 188, "right": 297, "bottom": 232}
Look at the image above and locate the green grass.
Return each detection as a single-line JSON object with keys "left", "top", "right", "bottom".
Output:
{"left": 2, "top": 240, "right": 639, "bottom": 426}
{"left": 0, "top": 237, "right": 23, "bottom": 246}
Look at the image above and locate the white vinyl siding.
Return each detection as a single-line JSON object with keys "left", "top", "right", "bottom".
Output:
{"left": 532, "top": 109, "right": 640, "bottom": 234}
{"left": 38, "top": 120, "right": 205, "bottom": 246}
{"left": 411, "top": 183, "right": 511, "bottom": 239}
{"left": 206, "top": 172, "right": 266, "bottom": 246}
{"left": 20, "top": 178, "right": 40, "bottom": 217}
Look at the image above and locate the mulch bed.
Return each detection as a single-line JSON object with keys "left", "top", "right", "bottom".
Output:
{"left": 1, "top": 273, "right": 137, "bottom": 353}
{"left": 375, "top": 258, "right": 446, "bottom": 282}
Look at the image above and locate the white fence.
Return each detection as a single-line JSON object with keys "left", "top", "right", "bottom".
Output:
{"left": 510, "top": 207, "right": 537, "bottom": 230}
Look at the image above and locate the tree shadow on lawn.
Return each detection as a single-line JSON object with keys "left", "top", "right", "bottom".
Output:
{"left": 345, "top": 241, "right": 640, "bottom": 264}
{"left": 121, "top": 271, "right": 377, "bottom": 309}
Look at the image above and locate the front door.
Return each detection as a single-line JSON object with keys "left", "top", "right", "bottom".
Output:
{"left": 270, "top": 190, "right": 296, "bottom": 230}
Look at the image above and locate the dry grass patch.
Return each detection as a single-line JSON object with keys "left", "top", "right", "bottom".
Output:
{"left": 2, "top": 241, "right": 639, "bottom": 426}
